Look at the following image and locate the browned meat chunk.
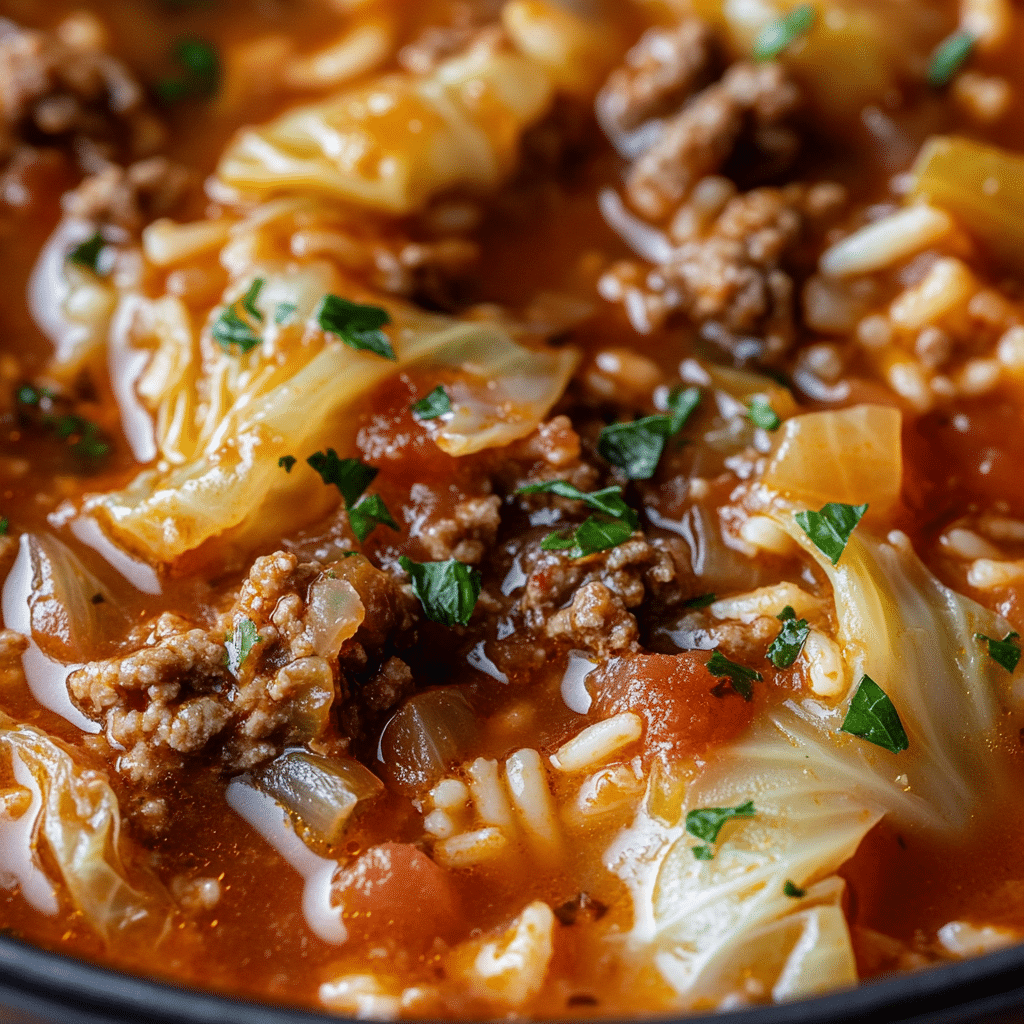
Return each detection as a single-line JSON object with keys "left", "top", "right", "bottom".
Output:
{"left": 626, "top": 61, "right": 801, "bottom": 221}
{"left": 61, "top": 156, "right": 189, "bottom": 231}
{"left": 597, "top": 18, "right": 715, "bottom": 138}
{"left": 0, "top": 18, "right": 164, "bottom": 166}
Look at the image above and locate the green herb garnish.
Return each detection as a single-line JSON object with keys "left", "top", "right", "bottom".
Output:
{"left": 927, "top": 30, "right": 974, "bottom": 88}
{"left": 597, "top": 386, "right": 701, "bottom": 480}
{"left": 307, "top": 449, "right": 377, "bottom": 507}
{"left": 777, "top": 605, "right": 796, "bottom": 621}
{"left": 317, "top": 295, "right": 395, "bottom": 360}
{"left": 399, "top": 557, "right": 482, "bottom": 627}
{"left": 784, "top": 880, "right": 806, "bottom": 898}
{"left": 541, "top": 516, "right": 634, "bottom": 560}
{"left": 411, "top": 385, "right": 452, "bottom": 420}
{"left": 686, "top": 800, "right": 756, "bottom": 860}
{"left": 975, "top": 631, "right": 1021, "bottom": 673}
{"left": 706, "top": 650, "right": 762, "bottom": 701}
{"left": 48, "top": 414, "right": 110, "bottom": 458}
{"left": 348, "top": 494, "right": 398, "bottom": 543}
{"left": 0, "top": 517, "right": 8, "bottom": 536}
{"left": 767, "top": 616, "right": 810, "bottom": 668}
{"left": 519, "top": 480, "right": 639, "bottom": 529}
{"left": 747, "top": 396, "right": 781, "bottom": 431}
{"left": 794, "top": 502, "right": 867, "bottom": 565}
{"left": 278, "top": 455, "right": 296, "bottom": 473}
{"left": 274, "top": 302, "right": 298, "bottom": 325}
{"left": 157, "top": 38, "right": 220, "bottom": 101}
{"left": 840, "top": 675, "right": 908, "bottom": 753}
{"left": 67, "top": 232, "right": 109, "bottom": 274}
{"left": 226, "top": 617, "right": 260, "bottom": 675}
{"left": 212, "top": 279, "right": 266, "bottom": 354}
{"left": 752, "top": 4, "right": 815, "bottom": 61}
{"left": 684, "top": 593, "right": 717, "bottom": 609}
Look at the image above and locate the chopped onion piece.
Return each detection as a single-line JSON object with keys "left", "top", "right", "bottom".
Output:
{"left": 306, "top": 576, "right": 364, "bottom": 660}
{"left": 252, "top": 751, "right": 384, "bottom": 849}
{"left": 379, "top": 690, "right": 478, "bottom": 795}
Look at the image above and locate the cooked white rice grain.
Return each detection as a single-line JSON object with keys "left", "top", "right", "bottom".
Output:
{"left": 550, "top": 713, "right": 643, "bottom": 773}
{"left": 433, "top": 827, "right": 508, "bottom": 868}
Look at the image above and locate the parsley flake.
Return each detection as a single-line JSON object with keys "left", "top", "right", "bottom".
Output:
{"left": 274, "top": 302, "right": 298, "bottom": 325}
{"left": 518, "top": 480, "right": 639, "bottom": 529}
{"left": 928, "top": 30, "right": 974, "bottom": 88}
{"left": 747, "top": 396, "right": 781, "bottom": 431}
{"left": 598, "top": 387, "right": 701, "bottom": 480}
{"left": 306, "top": 449, "right": 377, "bottom": 507}
{"left": 278, "top": 455, "right": 296, "bottom": 473}
{"left": 212, "top": 279, "right": 266, "bottom": 354}
{"left": 542, "top": 516, "right": 634, "bottom": 560}
{"left": 348, "top": 494, "right": 399, "bottom": 543}
{"left": 794, "top": 502, "right": 867, "bottom": 565}
{"left": 777, "top": 605, "right": 796, "bottom": 621}
{"left": 49, "top": 414, "right": 110, "bottom": 458}
{"left": 157, "top": 38, "right": 220, "bottom": 102}
{"left": 68, "top": 232, "right": 110, "bottom": 274}
{"left": 686, "top": 800, "right": 756, "bottom": 860}
{"left": 767, "top": 616, "right": 810, "bottom": 668}
{"left": 684, "top": 593, "right": 717, "bottom": 609}
{"left": 840, "top": 675, "right": 909, "bottom": 753}
{"left": 707, "top": 650, "right": 762, "bottom": 701}
{"left": 975, "top": 631, "right": 1021, "bottom": 673}
{"left": 752, "top": 4, "right": 815, "bottom": 61}
{"left": 317, "top": 295, "right": 395, "bottom": 360}
{"left": 0, "top": 517, "right": 7, "bottom": 536}
{"left": 400, "top": 557, "right": 481, "bottom": 627}
{"left": 784, "top": 880, "right": 806, "bottom": 898}
{"left": 411, "top": 385, "right": 452, "bottom": 420}
{"left": 241, "top": 278, "right": 265, "bottom": 322}
{"left": 226, "top": 617, "right": 260, "bottom": 675}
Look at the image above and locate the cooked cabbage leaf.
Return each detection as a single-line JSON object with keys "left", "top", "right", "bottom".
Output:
{"left": 86, "top": 256, "right": 577, "bottom": 562}
{"left": 216, "top": 38, "right": 554, "bottom": 213}
{"left": 0, "top": 713, "right": 175, "bottom": 946}
{"left": 625, "top": 506, "right": 1022, "bottom": 1007}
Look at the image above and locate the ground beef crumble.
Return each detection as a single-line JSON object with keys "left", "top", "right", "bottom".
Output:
{"left": 68, "top": 551, "right": 420, "bottom": 788}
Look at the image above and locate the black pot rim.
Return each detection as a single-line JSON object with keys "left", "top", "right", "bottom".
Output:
{"left": 3, "top": 932, "right": 1024, "bottom": 1024}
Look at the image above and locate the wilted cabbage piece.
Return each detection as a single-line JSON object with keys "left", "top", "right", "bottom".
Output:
{"left": 216, "top": 36, "right": 554, "bottom": 213}
{"left": 84, "top": 230, "right": 576, "bottom": 563}
{"left": 626, "top": 499, "right": 1023, "bottom": 1006}
{"left": 0, "top": 713, "right": 176, "bottom": 946}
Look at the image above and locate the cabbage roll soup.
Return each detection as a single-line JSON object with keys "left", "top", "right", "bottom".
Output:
{"left": 3, "top": 0, "right": 1024, "bottom": 1017}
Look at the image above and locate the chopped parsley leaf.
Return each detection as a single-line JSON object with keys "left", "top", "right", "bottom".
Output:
{"left": 518, "top": 480, "right": 639, "bottom": 529}
{"left": 400, "top": 557, "right": 481, "bottom": 627}
{"left": 212, "top": 283, "right": 265, "bottom": 354}
{"left": 306, "top": 449, "right": 377, "bottom": 508}
{"left": 794, "top": 501, "right": 867, "bottom": 565}
{"left": 928, "top": 30, "right": 974, "bottom": 88}
{"left": 752, "top": 4, "right": 815, "bottom": 61}
{"left": 317, "top": 295, "right": 395, "bottom": 360}
{"left": 975, "top": 631, "right": 1021, "bottom": 673}
{"left": 278, "top": 455, "right": 297, "bottom": 473}
{"left": 226, "top": 617, "right": 260, "bottom": 675}
{"left": 157, "top": 38, "right": 220, "bottom": 102}
{"left": 348, "top": 494, "right": 399, "bottom": 543}
{"left": 784, "top": 880, "right": 806, "bottom": 899}
{"left": 541, "top": 516, "right": 634, "bottom": 560}
{"left": 0, "top": 517, "right": 7, "bottom": 536}
{"left": 747, "top": 396, "right": 781, "bottom": 431}
{"left": 241, "top": 278, "right": 265, "bottom": 322}
{"left": 274, "top": 302, "right": 298, "bottom": 325}
{"left": 67, "top": 232, "right": 110, "bottom": 274}
{"left": 767, "top": 616, "right": 810, "bottom": 668}
{"left": 684, "top": 593, "right": 717, "bottom": 609}
{"left": 777, "top": 605, "right": 796, "bottom": 621}
{"left": 706, "top": 650, "right": 762, "bottom": 701}
{"left": 598, "top": 386, "right": 701, "bottom": 480}
{"left": 686, "top": 800, "right": 756, "bottom": 860}
{"left": 411, "top": 385, "right": 452, "bottom": 420}
{"left": 840, "top": 675, "right": 909, "bottom": 753}
{"left": 48, "top": 414, "right": 109, "bottom": 458}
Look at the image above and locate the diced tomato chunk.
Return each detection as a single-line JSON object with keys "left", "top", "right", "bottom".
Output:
{"left": 334, "top": 842, "right": 465, "bottom": 947}
{"left": 593, "top": 652, "right": 756, "bottom": 763}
